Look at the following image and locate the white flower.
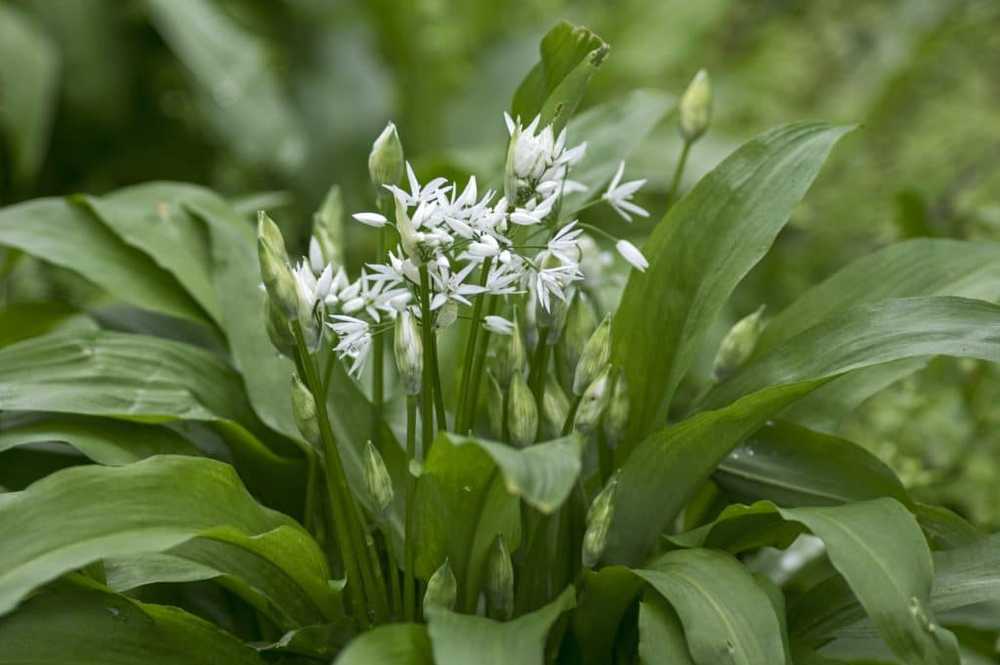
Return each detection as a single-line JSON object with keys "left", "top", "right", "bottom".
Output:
{"left": 547, "top": 221, "right": 583, "bottom": 264}
{"left": 483, "top": 315, "right": 514, "bottom": 336}
{"left": 352, "top": 212, "right": 389, "bottom": 228}
{"left": 616, "top": 239, "right": 649, "bottom": 272}
{"left": 602, "top": 162, "right": 649, "bottom": 222}
{"left": 327, "top": 315, "right": 372, "bottom": 378}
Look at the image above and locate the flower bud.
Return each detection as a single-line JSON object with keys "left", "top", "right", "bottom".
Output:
{"left": 582, "top": 472, "right": 619, "bottom": 568}
{"left": 574, "top": 365, "right": 612, "bottom": 435}
{"left": 312, "top": 185, "right": 344, "bottom": 267}
{"left": 485, "top": 534, "right": 514, "bottom": 620}
{"left": 559, "top": 293, "right": 597, "bottom": 387}
{"left": 679, "top": 69, "right": 712, "bottom": 143}
{"left": 423, "top": 558, "right": 457, "bottom": 612}
{"left": 492, "top": 311, "right": 526, "bottom": 390}
{"left": 602, "top": 369, "right": 629, "bottom": 448}
{"left": 394, "top": 311, "right": 423, "bottom": 396}
{"left": 507, "top": 370, "right": 538, "bottom": 447}
{"left": 368, "top": 122, "right": 404, "bottom": 188}
{"left": 266, "top": 298, "right": 295, "bottom": 356}
{"left": 290, "top": 374, "right": 320, "bottom": 446}
{"left": 436, "top": 300, "right": 458, "bottom": 330}
{"left": 573, "top": 314, "right": 611, "bottom": 396}
{"left": 541, "top": 374, "right": 570, "bottom": 440}
{"left": 712, "top": 305, "right": 766, "bottom": 381}
{"left": 363, "top": 440, "right": 394, "bottom": 514}
{"left": 257, "top": 211, "right": 299, "bottom": 318}
{"left": 486, "top": 371, "right": 504, "bottom": 439}
{"left": 395, "top": 203, "right": 422, "bottom": 261}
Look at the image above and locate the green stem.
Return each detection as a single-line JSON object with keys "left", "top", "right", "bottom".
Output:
{"left": 596, "top": 431, "right": 613, "bottom": 484}
{"left": 561, "top": 394, "right": 582, "bottom": 436}
{"left": 427, "top": 323, "right": 448, "bottom": 432}
{"left": 404, "top": 396, "right": 418, "bottom": 621}
{"left": 455, "top": 258, "right": 493, "bottom": 433}
{"left": 291, "top": 322, "right": 370, "bottom": 627}
{"left": 417, "top": 265, "right": 443, "bottom": 438}
{"left": 372, "top": 227, "right": 387, "bottom": 446}
{"left": 528, "top": 327, "right": 550, "bottom": 416}
{"left": 356, "top": 507, "right": 390, "bottom": 622}
{"left": 666, "top": 139, "right": 692, "bottom": 207}
{"left": 465, "top": 296, "right": 497, "bottom": 433}
{"left": 388, "top": 548, "right": 402, "bottom": 618}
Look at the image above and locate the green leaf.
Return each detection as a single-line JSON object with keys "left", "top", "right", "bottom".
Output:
{"left": 560, "top": 89, "right": 674, "bottom": 218}
{"left": 635, "top": 548, "right": 787, "bottom": 665}
{"left": 713, "top": 420, "right": 910, "bottom": 508}
{"left": 0, "top": 455, "right": 330, "bottom": 621}
{"left": 704, "top": 296, "right": 1000, "bottom": 410}
{"left": 571, "top": 566, "right": 645, "bottom": 665}
{"left": 334, "top": 623, "right": 432, "bottom": 665}
{"left": 426, "top": 586, "right": 575, "bottom": 665}
{"left": 0, "top": 198, "right": 209, "bottom": 324}
{"left": 256, "top": 621, "right": 355, "bottom": 660}
{"left": 0, "top": 301, "right": 96, "bottom": 347}
{"left": 612, "top": 123, "right": 854, "bottom": 442}
{"left": 0, "top": 4, "right": 58, "bottom": 186}
{"left": 0, "top": 582, "right": 266, "bottom": 665}
{"left": 638, "top": 592, "right": 696, "bottom": 665}
{"left": 0, "top": 330, "right": 303, "bottom": 512}
{"left": 511, "top": 21, "right": 608, "bottom": 131}
{"left": 0, "top": 414, "right": 200, "bottom": 464}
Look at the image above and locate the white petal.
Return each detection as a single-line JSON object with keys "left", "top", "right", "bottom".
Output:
{"left": 352, "top": 212, "right": 389, "bottom": 228}
{"left": 483, "top": 315, "right": 514, "bottom": 335}
{"left": 616, "top": 239, "right": 649, "bottom": 272}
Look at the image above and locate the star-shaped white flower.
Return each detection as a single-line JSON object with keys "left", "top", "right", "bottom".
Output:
{"left": 602, "top": 161, "right": 649, "bottom": 222}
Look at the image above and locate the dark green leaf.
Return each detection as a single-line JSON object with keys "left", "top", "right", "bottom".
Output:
{"left": 638, "top": 592, "right": 696, "bottom": 665}
{"left": 334, "top": 623, "right": 432, "bottom": 665}
{"left": 571, "top": 566, "right": 644, "bottom": 665}
{"left": 613, "top": 123, "right": 853, "bottom": 442}
{"left": 0, "top": 302, "right": 96, "bottom": 347}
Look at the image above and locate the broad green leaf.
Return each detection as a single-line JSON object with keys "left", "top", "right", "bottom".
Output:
{"left": 758, "top": 239, "right": 1000, "bottom": 353}
{"left": 334, "top": 623, "right": 432, "bottom": 665}
{"left": 665, "top": 501, "right": 801, "bottom": 554}
{"left": 0, "top": 582, "right": 265, "bottom": 665}
{"left": 570, "top": 566, "right": 645, "bottom": 665}
{"left": 426, "top": 586, "right": 575, "bottom": 665}
{"left": 105, "top": 552, "right": 220, "bottom": 590}
{"left": 755, "top": 575, "right": 793, "bottom": 664}
{"left": 638, "top": 592, "right": 696, "bottom": 665}
{"left": 704, "top": 296, "right": 1000, "bottom": 410}
{"left": 256, "top": 620, "right": 355, "bottom": 660}
{"left": 635, "top": 548, "right": 787, "bottom": 665}
{"left": 914, "top": 503, "right": 985, "bottom": 551}
{"left": 79, "top": 184, "right": 223, "bottom": 325}
{"left": 561, "top": 89, "right": 674, "bottom": 218}
{"left": 0, "top": 301, "right": 96, "bottom": 347}
{"left": 612, "top": 123, "right": 853, "bottom": 442}
{"left": 0, "top": 330, "right": 303, "bottom": 512}
{"left": 0, "top": 198, "right": 209, "bottom": 323}
{"left": 0, "top": 4, "right": 58, "bottom": 185}
{"left": 714, "top": 421, "right": 910, "bottom": 508}
{"left": 511, "top": 22, "right": 608, "bottom": 131}
{"left": 0, "top": 413, "right": 199, "bottom": 464}
{"left": 0, "top": 455, "right": 330, "bottom": 620}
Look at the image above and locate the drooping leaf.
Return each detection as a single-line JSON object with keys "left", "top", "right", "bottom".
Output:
{"left": 612, "top": 123, "right": 854, "bottom": 443}
{"left": 714, "top": 420, "right": 910, "bottom": 508}
{"left": 334, "top": 623, "right": 432, "bottom": 665}
{"left": 511, "top": 22, "right": 608, "bottom": 132}
{"left": 426, "top": 586, "right": 575, "bottom": 665}
{"left": 0, "top": 455, "right": 331, "bottom": 621}
{"left": 638, "top": 592, "right": 696, "bottom": 665}
{"left": 0, "top": 198, "right": 209, "bottom": 324}
{"left": 0, "top": 582, "right": 266, "bottom": 665}
{"left": 0, "top": 301, "right": 96, "bottom": 347}
{"left": 635, "top": 548, "right": 787, "bottom": 665}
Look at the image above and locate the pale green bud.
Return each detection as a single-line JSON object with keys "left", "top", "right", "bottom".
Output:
{"left": 290, "top": 374, "right": 320, "bottom": 446}
{"left": 679, "top": 69, "right": 712, "bottom": 143}
{"left": 541, "top": 374, "right": 570, "bottom": 440}
{"left": 363, "top": 440, "right": 394, "bottom": 513}
{"left": 559, "top": 293, "right": 598, "bottom": 386}
{"left": 395, "top": 203, "right": 421, "bottom": 261}
{"left": 266, "top": 298, "right": 295, "bottom": 357}
{"left": 257, "top": 211, "right": 299, "bottom": 318}
{"left": 602, "top": 369, "right": 629, "bottom": 448}
{"left": 312, "top": 185, "right": 344, "bottom": 267}
{"left": 492, "top": 311, "right": 526, "bottom": 390}
{"left": 394, "top": 311, "right": 423, "bottom": 396}
{"left": 368, "top": 122, "right": 405, "bottom": 188}
{"left": 436, "top": 300, "right": 458, "bottom": 330}
{"left": 485, "top": 535, "right": 514, "bottom": 620}
{"left": 712, "top": 305, "right": 766, "bottom": 381}
{"left": 423, "top": 558, "right": 457, "bottom": 612}
{"left": 574, "top": 365, "right": 612, "bottom": 435}
{"left": 582, "top": 472, "right": 619, "bottom": 568}
{"left": 573, "top": 314, "right": 611, "bottom": 396}
{"left": 507, "top": 370, "right": 538, "bottom": 447}
{"left": 503, "top": 127, "right": 524, "bottom": 206}
{"left": 486, "top": 371, "right": 504, "bottom": 439}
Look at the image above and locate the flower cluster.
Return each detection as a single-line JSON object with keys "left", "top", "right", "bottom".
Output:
{"left": 291, "top": 113, "right": 649, "bottom": 378}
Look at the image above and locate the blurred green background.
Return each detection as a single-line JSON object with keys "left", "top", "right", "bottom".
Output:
{"left": 2, "top": 0, "right": 999, "bottom": 525}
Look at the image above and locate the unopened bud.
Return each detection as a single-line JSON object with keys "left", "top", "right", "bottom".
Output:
{"left": 485, "top": 535, "right": 514, "bottom": 620}
{"left": 542, "top": 374, "right": 570, "bottom": 440}
{"left": 492, "top": 311, "right": 526, "bottom": 390}
{"left": 363, "top": 440, "right": 394, "bottom": 513}
{"left": 582, "top": 472, "right": 619, "bottom": 568}
{"left": 573, "top": 315, "right": 611, "bottom": 396}
{"left": 257, "top": 211, "right": 299, "bottom": 318}
{"left": 602, "top": 369, "right": 629, "bottom": 448}
{"left": 486, "top": 371, "right": 504, "bottom": 439}
{"left": 574, "top": 365, "right": 612, "bottom": 435}
{"left": 312, "top": 185, "right": 344, "bottom": 267}
{"left": 266, "top": 298, "right": 295, "bottom": 356}
{"left": 395, "top": 204, "right": 421, "bottom": 261}
{"left": 394, "top": 311, "right": 423, "bottom": 396}
{"left": 507, "top": 371, "right": 538, "bottom": 447}
{"left": 290, "top": 374, "right": 320, "bottom": 446}
{"left": 423, "top": 558, "right": 457, "bottom": 612}
{"left": 559, "top": 293, "right": 598, "bottom": 386}
{"left": 368, "top": 122, "right": 404, "bottom": 188}
{"left": 679, "top": 69, "right": 712, "bottom": 143}
{"left": 712, "top": 305, "right": 766, "bottom": 381}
